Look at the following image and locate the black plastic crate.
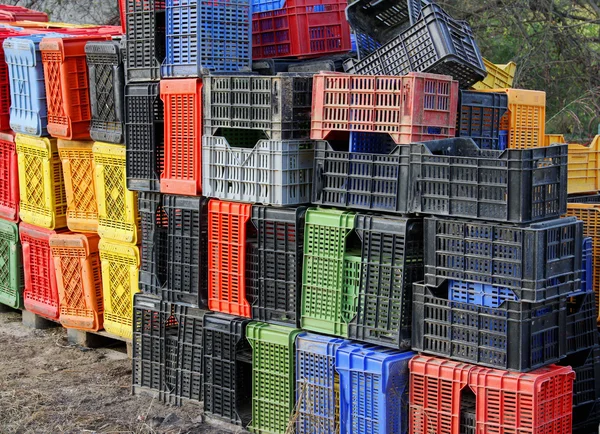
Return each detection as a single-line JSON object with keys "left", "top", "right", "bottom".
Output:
{"left": 251, "top": 206, "right": 306, "bottom": 327}
{"left": 138, "top": 192, "right": 168, "bottom": 296}
{"left": 86, "top": 40, "right": 125, "bottom": 144}
{"left": 412, "top": 281, "right": 568, "bottom": 372}
{"left": 458, "top": 91, "right": 508, "bottom": 150}
{"left": 125, "top": 82, "right": 165, "bottom": 192}
{"left": 348, "top": 214, "right": 423, "bottom": 350}
{"left": 343, "top": 4, "right": 486, "bottom": 89}
{"left": 163, "top": 195, "right": 209, "bottom": 308}
{"left": 202, "top": 313, "right": 252, "bottom": 426}
{"left": 202, "top": 73, "right": 313, "bottom": 140}
{"left": 346, "top": 0, "right": 414, "bottom": 46}
{"left": 567, "top": 289, "right": 599, "bottom": 355}
{"left": 424, "top": 216, "right": 583, "bottom": 302}
{"left": 459, "top": 396, "right": 476, "bottom": 434}
{"left": 125, "top": 0, "right": 166, "bottom": 82}
{"left": 569, "top": 193, "right": 600, "bottom": 204}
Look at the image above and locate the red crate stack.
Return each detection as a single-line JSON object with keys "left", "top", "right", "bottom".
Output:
{"left": 0, "top": 132, "right": 18, "bottom": 222}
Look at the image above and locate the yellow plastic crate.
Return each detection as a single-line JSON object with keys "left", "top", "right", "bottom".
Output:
{"left": 472, "top": 59, "right": 517, "bottom": 90}
{"left": 93, "top": 142, "right": 139, "bottom": 244}
{"left": 98, "top": 240, "right": 139, "bottom": 339}
{"left": 568, "top": 136, "right": 600, "bottom": 195}
{"left": 57, "top": 139, "right": 98, "bottom": 233}
{"left": 545, "top": 134, "right": 566, "bottom": 147}
{"left": 15, "top": 134, "right": 67, "bottom": 229}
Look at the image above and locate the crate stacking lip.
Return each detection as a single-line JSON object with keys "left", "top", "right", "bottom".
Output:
{"left": 310, "top": 72, "right": 459, "bottom": 145}
{"left": 0, "top": 219, "right": 23, "bottom": 309}
{"left": 162, "top": 0, "right": 251, "bottom": 77}
{"left": 57, "top": 139, "right": 98, "bottom": 233}
{"left": 40, "top": 35, "right": 110, "bottom": 140}
{"left": 93, "top": 142, "right": 140, "bottom": 244}
{"left": 125, "top": 82, "right": 165, "bottom": 192}
{"left": 252, "top": 0, "right": 352, "bottom": 60}
{"left": 568, "top": 136, "right": 600, "bottom": 195}
{"left": 458, "top": 90, "right": 508, "bottom": 150}
{"left": 20, "top": 223, "right": 69, "bottom": 321}
{"left": 50, "top": 233, "right": 103, "bottom": 331}
{"left": 0, "top": 131, "right": 19, "bottom": 222}
{"left": 138, "top": 192, "right": 168, "bottom": 296}
{"left": 98, "top": 239, "right": 140, "bottom": 340}
{"left": 343, "top": 4, "right": 486, "bottom": 89}
{"left": 471, "top": 58, "right": 517, "bottom": 91}
{"left": 85, "top": 40, "right": 125, "bottom": 144}
{"left": 16, "top": 134, "right": 68, "bottom": 230}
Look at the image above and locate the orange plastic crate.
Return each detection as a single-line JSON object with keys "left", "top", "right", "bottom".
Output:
{"left": 568, "top": 136, "right": 600, "bottom": 195}
{"left": 50, "top": 233, "right": 103, "bottom": 331}
{"left": 57, "top": 139, "right": 98, "bottom": 232}
{"left": 545, "top": 134, "right": 566, "bottom": 147}
{"left": 160, "top": 78, "right": 203, "bottom": 196}
{"left": 20, "top": 222, "right": 70, "bottom": 321}
{"left": 40, "top": 35, "right": 109, "bottom": 140}
{"left": 208, "top": 199, "right": 254, "bottom": 318}
{"left": 0, "top": 131, "right": 19, "bottom": 222}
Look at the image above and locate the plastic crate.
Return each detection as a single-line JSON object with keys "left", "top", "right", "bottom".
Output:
{"left": 482, "top": 88, "right": 546, "bottom": 149}
{"left": 202, "top": 73, "right": 313, "bottom": 140}
{"left": 409, "top": 355, "right": 575, "bottom": 434}
{"left": 98, "top": 240, "right": 139, "bottom": 339}
{"left": 163, "top": 195, "right": 209, "bottom": 308}
{"left": 56, "top": 139, "right": 98, "bottom": 233}
{"left": 202, "top": 313, "right": 252, "bottom": 426}
{"left": 311, "top": 72, "right": 459, "bottom": 144}
{"left": 202, "top": 135, "right": 314, "bottom": 206}
{"left": 0, "top": 5, "right": 48, "bottom": 22}
{"left": 138, "top": 192, "right": 167, "bottom": 296}
{"left": 346, "top": 0, "right": 413, "bottom": 47}
{"left": 582, "top": 237, "right": 592, "bottom": 294}
{"left": 459, "top": 397, "right": 476, "bottom": 434}
{"left": 125, "top": 0, "right": 166, "bottom": 82}
{"left": 458, "top": 90, "right": 508, "bottom": 150}
{"left": 251, "top": 0, "right": 285, "bottom": 13}
{"left": 0, "top": 132, "right": 19, "bottom": 222}
{"left": 160, "top": 78, "right": 202, "bottom": 196}
{"left": 86, "top": 40, "right": 125, "bottom": 144}
{"left": 50, "top": 233, "right": 103, "bottom": 331}
{"left": 295, "top": 332, "right": 349, "bottom": 434}
{"left": 162, "top": 0, "right": 251, "bottom": 77}
{"left": 568, "top": 136, "right": 600, "bottom": 195}
{"left": 348, "top": 132, "right": 396, "bottom": 154}
{"left": 40, "top": 35, "right": 109, "bottom": 140}
{"left": 0, "top": 219, "right": 23, "bottom": 309}
{"left": 567, "top": 289, "right": 598, "bottom": 355}
{"left": 125, "top": 82, "right": 164, "bottom": 192}
{"left": 0, "top": 28, "right": 24, "bottom": 132}
{"left": 336, "top": 343, "right": 414, "bottom": 434}
{"left": 343, "top": 4, "right": 486, "bottom": 89}
{"left": 246, "top": 321, "right": 301, "bottom": 434}
{"left": 301, "top": 208, "right": 359, "bottom": 338}
{"left": 15, "top": 135, "right": 68, "bottom": 230}
{"left": 93, "top": 142, "right": 140, "bottom": 244}
{"left": 412, "top": 281, "right": 568, "bottom": 371}
{"left": 568, "top": 193, "right": 600, "bottom": 204}
{"left": 349, "top": 215, "right": 423, "bottom": 350}
{"left": 20, "top": 223, "right": 68, "bottom": 321}
{"left": 208, "top": 199, "right": 255, "bottom": 318}
{"left": 250, "top": 206, "right": 305, "bottom": 326}
{"left": 448, "top": 280, "right": 517, "bottom": 308}
{"left": 545, "top": 133, "right": 566, "bottom": 147}
{"left": 252, "top": 0, "right": 351, "bottom": 60}
{"left": 471, "top": 59, "right": 516, "bottom": 91}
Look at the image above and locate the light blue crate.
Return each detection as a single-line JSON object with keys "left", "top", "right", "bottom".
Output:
{"left": 448, "top": 280, "right": 518, "bottom": 308}
{"left": 3, "top": 33, "right": 64, "bottom": 137}
{"left": 336, "top": 343, "right": 414, "bottom": 434}
{"left": 295, "top": 332, "right": 349, "bottom": 434}
{"left": 162, "top": 0, "right": 251, "bottom": 77}
{"left": 252, "top": 0, "right": 285, "bottom": 13}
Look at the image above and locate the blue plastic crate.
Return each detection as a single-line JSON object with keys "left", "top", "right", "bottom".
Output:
{"left": 448, "top": 280, "right": 518, "bottom": 308}
{"left": 3, "top": 33, "right": 65, "bottom": 136}
{"left": 582, "top": 237, "right": 592, "bottom": 292}
{"left": 498, "top": 130, "right": 508, "bottom": 150}
{"left": 252, "top": 0, "right": 285, "bottom": 12}
{"left": 349, "top": 132, "right": 396, "bottom": 154}
{"left": 296, "top": 332, "right": 349, "bottom": 434}
{"left": 162, "top": 0, "right": 252, "bottom": 77}
{"left": 336, "top": 343, "right": 414, "bottom": 434}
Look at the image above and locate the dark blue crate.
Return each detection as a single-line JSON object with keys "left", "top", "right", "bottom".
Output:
{"left": 458, "top": 90, "right": 508, "bottom": 150}
{"left": 498, "top": 130, "right": 508, "bottom": 150}
{"left": 349, "top": 132, "right": 396, "bottom": 154}
{"left": 448, "top": 280, "right": 518, "bottom": 308}
{"left": 336, "top": 343, "right": 414, "bottom": 434}
{"left": 582, "top": 237, "right": 592, "bottom": 292}
{"left": 353, "top": 31, "right": 382, "bottom": 59}
{"left": 295, "top": 332, "right": 349, "bottom": 434}
{"left": 162, "top": 0, "right": 251, "bottom": 77}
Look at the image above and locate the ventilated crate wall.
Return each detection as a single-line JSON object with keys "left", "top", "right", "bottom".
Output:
{"left": 471, "top": 59, "right": 516, "bottom": 90}
{"left": 0, "top": 29, "right": 22, "bottom": 132}
{"left": 138, "top": 192, "right": 168, "bottom": 296}
{"left": 568, "top": 136, "right": 600, "bottom": 195}
{"left": 0, "top": 132, "right": 19, "bottom": 222}
{"left": 458, "top": 90, "right": 508, "bottom": 150}
{"left": 0, "top": 219, "right": 23, "bottom": 309}
{"left": 346, "top": 0, "right": 413, "bottom": 47}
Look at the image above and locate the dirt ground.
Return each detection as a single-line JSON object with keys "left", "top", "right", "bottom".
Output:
{"left": 0, "top": 309, "right": 244, "bottom": 434}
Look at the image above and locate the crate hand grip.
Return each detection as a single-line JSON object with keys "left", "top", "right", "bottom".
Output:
{"left": 22, "top": 241, "right": 32, "bottom": 291}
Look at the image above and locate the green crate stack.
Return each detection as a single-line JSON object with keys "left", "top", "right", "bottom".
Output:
{"left": 0, "top": 219, "right": 23, "bottom": 309}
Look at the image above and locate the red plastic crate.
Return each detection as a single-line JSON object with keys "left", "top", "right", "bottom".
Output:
{"left": 160, "top": 79, "right": 203, "bottom": 196}
{"left": 311, "top": 72, "right": 459, "bottom": 144}
{"left": 0, "top": 132, "right": 18, "bottom": 222}
{"left": 40, "top": 35, "right": 110, "bottom": 140}
{"left": 20, "top": 223, "right": 70, "bottom": 321}
{"left": 252, "top": 0, "right": 351, "bottom": 60}
{"left": 409, "top": 355, "right": 575, "bottom": 434}
{"left": 0, "top": 28, "right": 24, "bottom": 131}
{"left": 208, "top": 199, "right": 254, "bottom": 318}
{"left": 0, "top": 5, "right": 49, "bottom": 22}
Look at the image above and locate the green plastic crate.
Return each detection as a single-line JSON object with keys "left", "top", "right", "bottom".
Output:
{"left": 301, "top": 208, "right": 358, "bottom": 337}
{"left": 246, "top": 321, "right": 300, "bottom": 434}
{"left": 0, "top": 219, "right": 23, "bottom": 309}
